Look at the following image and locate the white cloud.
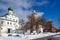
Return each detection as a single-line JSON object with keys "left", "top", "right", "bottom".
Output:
{"left": 36, "top": 1, "right": 49, "bottom": 6}
{"left": 0, "top": 0, "right": 32, "bottom": 21}
{"left": 0, "top": 0, "right": 49, "bottom": 22}
{"left": 37, "top": 12, "right": 44, "bottom": 16}
{"left": 31, "top": 0, "right": 50, "bottom": 6}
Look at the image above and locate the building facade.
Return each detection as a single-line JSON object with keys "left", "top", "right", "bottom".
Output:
{"left": 0, "top": 7, "right": 20, "bottom": 33}
{"left": 44, "top": 20, "right": 56, "bottom": 32}
{"left": 25, "top": 10, "right": 56, "bottom": 34}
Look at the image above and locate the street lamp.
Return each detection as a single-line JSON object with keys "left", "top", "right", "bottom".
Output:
{"left": 0, "top": 21, "right": 3, "bottom": 36}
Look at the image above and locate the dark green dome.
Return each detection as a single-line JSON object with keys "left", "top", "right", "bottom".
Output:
{"left": 8, "top": 7, "right": 13, "bottom": 11}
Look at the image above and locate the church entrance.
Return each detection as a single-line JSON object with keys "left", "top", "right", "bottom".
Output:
{"left": 8, "top": 28, "right": 10, "bottom": 33}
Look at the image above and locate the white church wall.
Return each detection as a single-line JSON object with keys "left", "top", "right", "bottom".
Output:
{"left": 0, "top": 7, "right": 21, "bottom": 33}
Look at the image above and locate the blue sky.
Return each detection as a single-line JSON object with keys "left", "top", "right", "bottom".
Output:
{"left": 0, "top": 0, "right": 60, "bottom": 28}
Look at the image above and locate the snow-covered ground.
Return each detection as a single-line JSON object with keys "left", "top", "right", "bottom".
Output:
{"left": 26, "top": 32, "right": 60, "bottom": 39}
{"left": 0, "top": 36, "right": 28, "bottom": 40}
{"left": 0, "top": 32, "right": 60, "bottom": 40}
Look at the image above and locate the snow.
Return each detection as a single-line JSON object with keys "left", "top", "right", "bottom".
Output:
{"left": 1, "top": 33, "right": 8, "bottom": 37}
{"left": 0, "top": 36, "right": 27, "bottom": 40}
{"left": 53, "top": 35, "right": 60, "bottom": 38}
{"left": 26, "top": 32, "right": 60, "bottom": 39}
{"left": 0, "top": 32, "right": 60, "bottom": 40}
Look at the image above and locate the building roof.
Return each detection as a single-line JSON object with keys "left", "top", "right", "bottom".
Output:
{"left": 0, "top": 13, "right": 9, "bottom": 17}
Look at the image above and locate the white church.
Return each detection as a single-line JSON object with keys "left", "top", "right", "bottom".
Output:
{"left": 0, "top": 7, "right": 20, "bottom": 33}
{"left": 0, "top": 7, "right": 44, "bottom": 35}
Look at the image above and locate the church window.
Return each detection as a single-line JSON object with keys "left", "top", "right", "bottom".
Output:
{"left": 7, "top": 22, "right": 9, "bottom": 24}
{"left": 46, "top": 25, "right": 50, "bottom": 29}
{"left": 13, "top": 19, "right": 15, "bottom": 21}
{"left": 10, "top": 23, "right": 12, "bottom": 25}
{"left": 16, "top": 20, "right": 17, "bottom": 22}
{"left": 1, "top": 21, "right": 3, "bottom": 24}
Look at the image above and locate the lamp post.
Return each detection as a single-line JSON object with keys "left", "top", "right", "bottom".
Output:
{"left": 0, "top": 21, "right": 3, "bottom": 36}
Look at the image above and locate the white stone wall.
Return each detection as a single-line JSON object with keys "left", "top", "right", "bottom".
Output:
{"left": 0, "top": 10, "right": 20, "bottom": 33}
{"left": 38, "top": 25, "right": 43, "bottom": 33}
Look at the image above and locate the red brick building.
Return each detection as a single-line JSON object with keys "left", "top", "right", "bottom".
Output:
{"left": 44, "top": 20, "right": 56, "bottom": 32}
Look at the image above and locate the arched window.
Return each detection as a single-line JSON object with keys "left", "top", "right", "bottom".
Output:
{"left": 7, "top": 22, "right": 9, "bottom": 24}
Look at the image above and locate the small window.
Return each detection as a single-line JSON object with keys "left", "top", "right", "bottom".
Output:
{"left": 13, "top": 19, "right": 15, "bottom": 21}
{"left": 1, "top": 21, "right": 3, "bottom": 24}
{"left": 7, "top": 22, "right": 9, "bottom": 24}
{"left": 10, "top": 23, "right": 12, "bottom": 25}
{"left": 46, "top": 25, "right": 50, "bottom": 29}
{"left": 16, "top": 20, "right": 17, "bottom": 22}
{"left": 1, "top": 28, "right": 3, "bottom": 29}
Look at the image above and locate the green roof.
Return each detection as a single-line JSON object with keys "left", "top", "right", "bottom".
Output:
{"left": 8, "top": 7, "right": 13, "bottom": 11}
